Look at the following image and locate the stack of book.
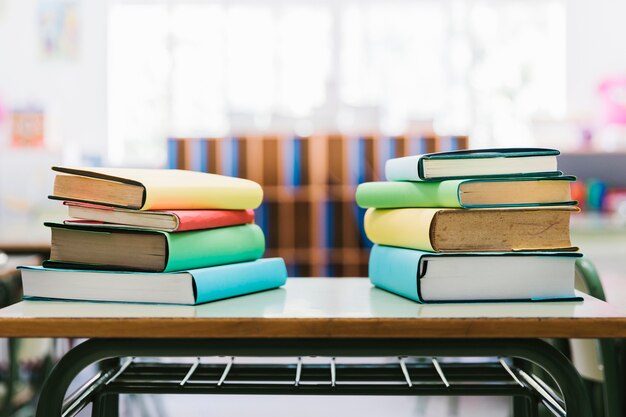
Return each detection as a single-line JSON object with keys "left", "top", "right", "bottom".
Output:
{"left": 19, "top": 167, "right": 288, "bottom": 305}
{"left": 356, "top": 148, "right": 583, "bottom": 303}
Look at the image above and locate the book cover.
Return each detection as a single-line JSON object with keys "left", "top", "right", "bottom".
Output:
{"left": 368, "top": 245, "right": 582, "bottom": 303}
{"left": 385, "top": 148, "right": 561, "bottom": 181}
{"left": 44, "top": 222, "right": 266, "bottom": 272}
{"left": 50, "top": 166, "right": 263, "bottom": 210}
{"left": 363, "top": 207, "right": 578, "bottom": 252}
{"left": 65, "top": 202, "right": 255, "bottom": 232}
{"left": 20, "top": 258, "right": 288, "bottom": 305}
{"left": 356, "top": 177, "right": 576, "bottom": 209}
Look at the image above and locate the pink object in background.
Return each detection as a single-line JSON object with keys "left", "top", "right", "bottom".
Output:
{"left": 599, "top": 77, "right": 626, "bottom": 125}
{"left": 0, "top": 97, "right": 6, "bottom": 126}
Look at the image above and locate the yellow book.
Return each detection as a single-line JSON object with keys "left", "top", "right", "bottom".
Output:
{"left": 49, "top": 167, "right": 263, "bottom": 210}
{"left": 363, "top": 207, "right": 578, "bottom": 252}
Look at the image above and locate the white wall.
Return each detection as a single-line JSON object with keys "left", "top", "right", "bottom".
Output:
{"left": 1, "top": 0, "right": 625, "bottom": 158}
{"left": 0, "top": 0, "right": 107, "bottom": 158}
{"left": 0, "top": 0, "right": 108, "bottom": 225}
{"left": 566, "top": 0, "right": 626, "bottom": 119}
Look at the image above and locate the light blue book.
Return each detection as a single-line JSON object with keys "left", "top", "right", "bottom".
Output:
{"left": 369, "top": 245, "right": 582, "bottom": 303}
{"left": 19, "top": 258, "right": 288, "bottom": 305}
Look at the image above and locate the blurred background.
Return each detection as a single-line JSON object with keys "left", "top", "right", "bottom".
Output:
{"left": 0, "top": 1, "right": 626, "bottom": 415}
{"left": 1, "top": 0, "right": 626, "bottom": 279}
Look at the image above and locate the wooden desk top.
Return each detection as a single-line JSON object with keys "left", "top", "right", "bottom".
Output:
{"left": 0, "top": 278, "right": 625, "bottom": 339}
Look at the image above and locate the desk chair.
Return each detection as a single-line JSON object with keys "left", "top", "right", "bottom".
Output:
{"left": 572, "top": 258, "right": 624, "bottom": 417}
{"left": 0, "top": 263, "right": 20, "bottom": 417}
{"left": 0, "top": 260, "right": 54, "bottom": 417}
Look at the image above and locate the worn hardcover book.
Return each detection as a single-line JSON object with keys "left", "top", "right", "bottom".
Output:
{"left": 44, "top": 222, "right": 265, "bottom": 272}
{"left": 384, "top": 148, "right": 561, "bottom": 181}
{"left": 356, "top": 177, "right": 575, "bottom": 209}
{"left": 49, "top": 167, "right": 263, "bottom": 210}
{"left": 64, "top": 202, "right": 255, "bottom": 232}
{"left": 20, "top": 258, "right": 287, "bottom": 305}
{"left": 369, "top": 245, "right": 582, "bottom": 303}
{"left": 363, "top": 207, "right": 578, "bottom": 252}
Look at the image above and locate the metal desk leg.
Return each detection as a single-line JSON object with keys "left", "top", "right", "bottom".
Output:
{"left": 35, "top": 338, "right": 592, "bottom": 417}
{"left": 96, "top": 359, "right": 120, "bottom": 417}
{"left": 0, "top": 338, "right": 19, "bottom": 417}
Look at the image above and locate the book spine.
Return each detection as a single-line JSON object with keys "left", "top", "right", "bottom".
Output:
{"left": 355, "top": 205, "right": 373, "bottom": 249}
{"left": 355, "top": 181, "right": 463, "bottom": 208}
{"left": 385, "top": 155, "right": 424, "bottom": 181}
{"left": 175, "top": 209, "right": 255, "bottom": 232}
{"left": 293, "top": 136, "right": 302, "bottom": 186}
{"left": 166, "top": 138, "right": 178, "bottom": 169}
{"left": 348, "top": 136, "right": 361, "bottom": 185}
{"left": 198, "top": 139, "right": 209, "bottom": 172}
{"left": 369, "top": 245, "right": 422, "bottom": 302}
{"left": 378, "top": 136, "right": 398, "bottom": 180}
{"left": 192, "top": 258, "right": 288, "bottom": 304}
{"left": 219, "top": 136, "right": 235, "bottom": 177}
{"left": 363, "top": 208, "right": 437, "bottom": 251}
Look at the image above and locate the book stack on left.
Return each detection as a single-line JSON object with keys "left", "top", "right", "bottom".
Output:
{"left": 356, "top": 148, "right": 583, "bottom": 303}
{"left": 19, "top": 167, "right": 288, "bottom": 305}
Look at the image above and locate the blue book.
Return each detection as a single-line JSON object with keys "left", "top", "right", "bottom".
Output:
{"left": 282, "top": 136, "right": 302, "bottom": 187}
{"left": 19, "top": 258, "right": 288, "bottom": 305}
{"left": 369, "top": 245, "right": 582, "bottom": 303}
{"left": 197, "top": 139, "right": 209, "bottom": 172}
{"left": 166, "top": 138, "right": 179, "bottom": 169}
{"left": 378, "top": 136, "right": 398, "bottom": 179}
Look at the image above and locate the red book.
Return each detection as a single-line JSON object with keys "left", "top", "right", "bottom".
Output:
{"left": 64, "top": 202, "right": 255, "bottom": 232}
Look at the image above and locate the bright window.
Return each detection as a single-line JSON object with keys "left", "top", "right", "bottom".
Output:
{"left": 108, "top": 0, "right": 565, "bottom": 166}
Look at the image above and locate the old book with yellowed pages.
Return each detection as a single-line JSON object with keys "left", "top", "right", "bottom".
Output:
{"left": 49, "top": 167, "right": 263, "bottom": 210}
{"left": 44, "top": 222, "right": 265, "bottom": 272}
{"left": 356, "top": 176, "right": 575, "bottom": 209}
{"left": 363, "top": 206, "right": 579, "bottom": 252}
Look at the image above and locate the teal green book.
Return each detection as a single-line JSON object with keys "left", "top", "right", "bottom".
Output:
{"left": 44, "top": 222, "right": 265, "bottom": 272}
{"left": 356, "top": 176, "right": 576, "bottom": 209}
{"left": 385, "top": 148, "right": 562, "bottom": 181}
{"left": 369, "top": 245, "right": 583, "bottom": 303}
{"left": 20, "top": 258, "right": 287, "bottom": 305}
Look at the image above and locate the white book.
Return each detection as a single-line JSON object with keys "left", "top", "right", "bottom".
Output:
{"left": 384, "top": 148, "right": 561, "bottom": 181}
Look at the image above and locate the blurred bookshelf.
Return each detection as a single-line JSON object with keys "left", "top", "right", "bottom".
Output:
{"left": 167, "top": 134, "right": 469, "bottom": 277}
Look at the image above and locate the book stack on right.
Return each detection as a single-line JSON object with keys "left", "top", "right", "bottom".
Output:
{"left": 356, "top": 148, "right": 583, "bottom": 303}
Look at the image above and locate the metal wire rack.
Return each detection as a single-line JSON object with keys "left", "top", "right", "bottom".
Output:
{"left": 63, "top": 356, "right": 566, "bottom": 417}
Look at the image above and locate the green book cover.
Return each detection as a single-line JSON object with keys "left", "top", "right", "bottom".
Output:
{"left": 356, "top": 180, "right": 463, "bottom": 208}
{"left": 164, "top": 223, "right": 265, "bottom": 271}
{"left": 44, "top": 222, "right": 265, "bottom": 272}
{"left": 356, "top": 177, "right": 576, "bottom": 209}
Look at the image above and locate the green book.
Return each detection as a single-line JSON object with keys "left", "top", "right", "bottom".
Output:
{"left": 44, "top": 222, "right": 265, "bottom": 272}
{"left": 356, "top": 177, "right": 576, "bottom": 209}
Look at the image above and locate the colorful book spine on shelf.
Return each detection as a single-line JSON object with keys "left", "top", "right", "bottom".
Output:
{"left": 378, "top": 136, "right": 400, "bottom": 180}
{"left": 409, "top": 135, "right": 437, "bottom": 155}
{"left": 324, "top": 199, "right": 336, "bottom": 276}
{"left": 255, "top": 202, "right": 270, "bottom": 242}
{"left": 197, "top": 139, "right": 209, "bottom": 172}
{"left": 165, "top": 134, "right": 469, "bottom": 277}
{"left": 167, "top": 138, "right": 178, "bottom": 169}
{"left": 349, "top": 135, "right": 376, "bottom": 185}
{"left": 219, "top": 136, "right": 237, "bottom": 177}
{"left": 355, "top": 204, "right": 373, "bottom": 249}
{"left": 282, "top": 136, "right": 303, "bottom": 187}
